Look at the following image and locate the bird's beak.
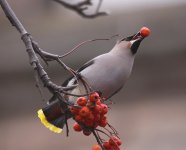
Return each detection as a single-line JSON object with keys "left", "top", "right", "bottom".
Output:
{"left": 131, "top": 32, "right": 144, "bottom": 41}
{"left": 120, "top": 31, "right": 144, "bottom": 42}
{"left": 121, "top": 27, "right": 151, "bottom": 42}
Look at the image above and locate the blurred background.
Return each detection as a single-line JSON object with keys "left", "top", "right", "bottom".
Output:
{"left": 0, "top": 0, "right": 186, "bottom": 150}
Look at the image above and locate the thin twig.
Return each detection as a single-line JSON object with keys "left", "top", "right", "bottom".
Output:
{"left": 60, "top": 38, "right": 111, "bottom": 58}
{"left": 65, "top": 114, "right": 69, "bottom": 137}
{"left": 107, "top": 123, "right": 119, "bottom": 136}
{"left": 34, "top": 71, "right": 45, "bottom": 101}
{"left": 61, "top": 89, "right": 93, "bottom": 97}
{"left": 96, "top": 0, "right": 103, "bottom": 13}
{"left": 92, "top": 130, "right": 105, "bottom": 150}
{"left": 95, "top": 130, "right": 105, "bottom": 143}
{"left": 95, "top": 128, "right": 111, "bottom": 138}
{"left": 52, "top": 0, "right": 107, "bottom": 18}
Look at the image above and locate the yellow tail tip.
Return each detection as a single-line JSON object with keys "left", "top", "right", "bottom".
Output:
{"left": 37, "top": 109, "right": 62, "bottom": 133}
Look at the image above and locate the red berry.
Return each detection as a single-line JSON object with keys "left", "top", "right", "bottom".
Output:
{"left": 89, "top": 92, "right": 100, "bottom": 102}
{"left": 92, "top": 144, "right": 101, "bottom": 150}
{"left": 100, "top": 115, "right": 107, "bottom": 122}
{"left": 79, "top": 106, "right": 90, "bottom": 117}
{"left": 100, "top": 104, "right": 108, "bottom": 114}
{"left": 103, "top": 142, "right": 112, "bottom": 150}
{"left": 93, "top": 123, "right": 99, "bottom": 128}
{"left": 87, "top": 101, "right": 95, "bottom": 108}
{"left": 83, "top": 130, "right": 92, "bottom": 136}
{"left": 77, "top": 97, "right": 87, "bottom": 106}
{"left": 88, "top": 112, "right": 95, "bottom": 120}
{"left": 84, "top": 113, "right": 94, "bottom": 127}
{"left": 109, "top": 138, "right": 120, "bottom": 150}
{"left": 96, "top": 99, "right": 102, "bottom": 105}
{"left": 70, "top": 107, "right": 80, "bottom": 115}
{"left": 109, "top": 136, "right": 122, "bottom": 146}
{"left": 73, "top": 122, "right": 82, "bottom": 132}
{"left": 94, "top": 104, "right": 102, "bottom": 114}
{"left": 109, "top": 138, "right": 117, "bottom": 146}
{"left": 116, "top": 139, "right": 122, "bottom": 146}
{"left": 99, "top": 120, "right": 107, "bottom": 127}
{"left": 85, "top": 120, "right": 94, "bottom": 127}
{"left": 75, "top": 115, "right": 84, "bottom": 123}
{"left": 109, "top": 137, "right": 121, "bottom": 150}
{"left": 140, "top": 27, "right": 151, "bottom": 37}
{"left": 110, "top": 144, "right": 120, "bottom": 150}
{"left": 94, "top": 113, "right": 101, "bottom": 122}
{"left": 99, "top": 116, "right": 108, "bottom": 127}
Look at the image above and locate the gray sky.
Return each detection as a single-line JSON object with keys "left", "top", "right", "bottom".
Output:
{"left": 102, "top": 0, "right": 186, "bottom": 12}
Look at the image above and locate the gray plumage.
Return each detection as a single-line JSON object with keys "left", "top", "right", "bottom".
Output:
{"left": 63, "top": 31, "right": 146, "bottom": 103}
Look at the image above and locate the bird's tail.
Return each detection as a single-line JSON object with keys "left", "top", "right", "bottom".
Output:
{"left": 37, "top": 100, "right": 70, "bottom": 133}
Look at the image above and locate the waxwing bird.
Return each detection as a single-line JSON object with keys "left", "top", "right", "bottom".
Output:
{"left": 63, "top": 27, "right": 150, "bottom": 103}
{"left": 37, "top": 27, "right": 151, "bottom": 133}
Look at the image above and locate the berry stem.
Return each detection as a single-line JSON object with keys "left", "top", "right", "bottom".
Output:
{"left": 65, "top": 114, "right": 69, "bottom": 137}
{"left": 107, "top": 123, "right": 119, "bottom": 136}
{"left": 95, "top": 128, "right": 111, "bottom": 138}
{"left": 92, "top": 130, "right": 105, "bottom": 150}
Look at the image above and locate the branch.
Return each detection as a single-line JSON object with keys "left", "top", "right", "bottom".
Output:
{"left": 52, "top": 0, "right": 108, "bottom": 18}
{"left": 0, "top": 0, "right": 76, "bottom": 99}
{"left": 0, "top": 0, "right": 27, "bottom": 35}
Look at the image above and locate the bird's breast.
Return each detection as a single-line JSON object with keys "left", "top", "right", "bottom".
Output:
{"left": 80, "top": 55, "right": 134, "bottom": 98}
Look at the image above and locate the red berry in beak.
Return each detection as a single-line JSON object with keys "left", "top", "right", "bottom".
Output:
{"left": 140, "top": 27, "right": 151, "bottom": 37}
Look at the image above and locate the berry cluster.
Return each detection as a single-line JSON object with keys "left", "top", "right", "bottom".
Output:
{"left": 92, "top": 135, "right": 122, "bottom": 150}
{"left": 102, "top": 135, "right": 122, "bottom": 150}
{"left": 70, "top": 92, "right": 122, "bottom": 150}
{"left": 71, "top": 92, "right": 108, "bottom": 134}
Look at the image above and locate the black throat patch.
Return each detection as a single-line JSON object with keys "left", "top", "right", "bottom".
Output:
{"left": 130, "top": 40, "right": 142, "bottom": 55}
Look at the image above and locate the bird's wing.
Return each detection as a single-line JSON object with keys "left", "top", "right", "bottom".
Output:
{"left": 105, "top": 85, "right": 123, "bottom": 100}
{"left": 77, "top": 53, "right": 109, "bottom": 73}
{"left": 77, "top": 59, "right": 95, "bottom": 73}
{"left": 62, "top": 59, "right": 95, "bottom": 87}
{"left": 62, "top": 76, "right": 74, "bottom": 87}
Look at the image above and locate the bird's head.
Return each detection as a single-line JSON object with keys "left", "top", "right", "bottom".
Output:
{"left": 118, "top": 27, "right": 151, "bottom": 55}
